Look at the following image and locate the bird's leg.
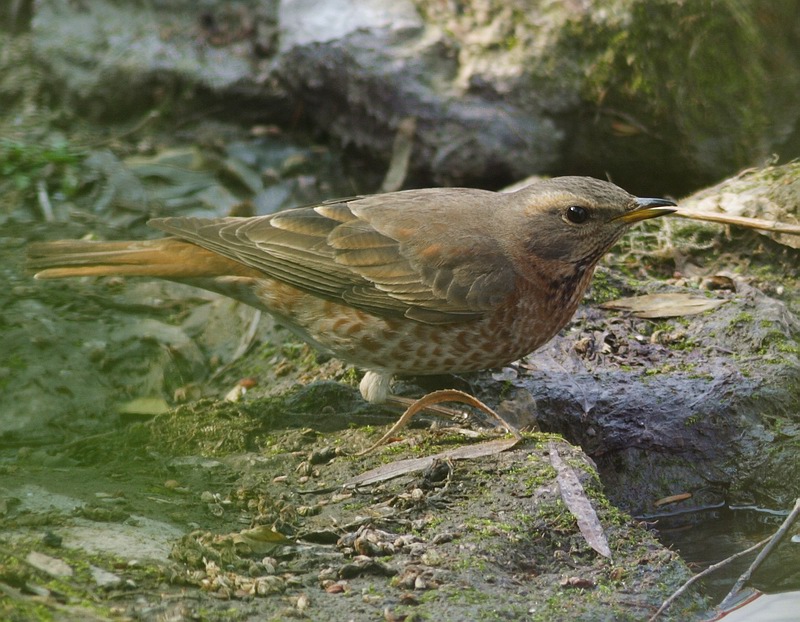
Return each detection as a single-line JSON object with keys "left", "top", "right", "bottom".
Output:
{"left": 360, "top": 370, "right": 483, "bottom": 424}
{"left": 359, "top": 371, "right": 393, "bottom": 404}
{"left": 384, "top": 394, "right": 471, "bottom": 423}
{"left": 356, "top": 389, "right": 522, "bottom": 456}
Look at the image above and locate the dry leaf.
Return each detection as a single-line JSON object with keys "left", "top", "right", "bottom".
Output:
{"left": 230, "top": 525, "right": 292, "bottom": 555}
{"left": 549, "top": 443, "right": 612, "bottom": 560}
{"left": 344, "top": 437, "right": 520, "bottom": 488}
{"left": 117, "top": 396, "right": 170, "bottom": 416}
{"left": 600, "top": 293, "right": 726, "bottom": 318}
{"left": 654, "top": 493, "right": 692, "bottom": 507}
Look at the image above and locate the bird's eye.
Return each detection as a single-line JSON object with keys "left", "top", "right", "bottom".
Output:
{"left": 565, "top": 205, "right": 590, "bottom": 224}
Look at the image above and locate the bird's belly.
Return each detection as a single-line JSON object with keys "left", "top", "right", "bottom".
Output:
{"left": 254, "top": 279, "right": 578, "bottom": 376}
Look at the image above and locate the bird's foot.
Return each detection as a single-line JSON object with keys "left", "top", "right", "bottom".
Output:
{"left": 356, "top": 389, "right": 521, "bottom": 456}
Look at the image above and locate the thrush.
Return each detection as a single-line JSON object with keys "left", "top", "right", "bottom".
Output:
{"left": 28, "top": 176, "right": 675, "bottom": 404}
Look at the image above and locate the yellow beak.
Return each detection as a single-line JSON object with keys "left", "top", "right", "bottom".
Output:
{"left": 615, "top": 197, "right": 677, "bottom": 224}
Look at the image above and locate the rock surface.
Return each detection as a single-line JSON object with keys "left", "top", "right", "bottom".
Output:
{"left": 23, "top": 0, "right": 800, "bottom": 194}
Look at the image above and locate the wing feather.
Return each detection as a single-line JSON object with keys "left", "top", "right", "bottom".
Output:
{"left": 149, "top": 189, "right": 518, "bottom": 324}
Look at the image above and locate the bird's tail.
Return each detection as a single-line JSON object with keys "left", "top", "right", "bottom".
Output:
{"left": 28, "top": 238, "right": 256, "bottom": 280}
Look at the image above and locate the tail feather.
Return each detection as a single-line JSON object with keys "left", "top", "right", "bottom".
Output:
{"left": 28, "top": 238, "right": 261, "bottom": 280}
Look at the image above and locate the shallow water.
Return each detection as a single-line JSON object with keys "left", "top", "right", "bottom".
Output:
{"left": 651, "top": 504, "right": 800, "bottom": 610}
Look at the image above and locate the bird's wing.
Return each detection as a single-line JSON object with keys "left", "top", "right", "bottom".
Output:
{"left": 149, "top": 191, "right": 517, "bottom": 324}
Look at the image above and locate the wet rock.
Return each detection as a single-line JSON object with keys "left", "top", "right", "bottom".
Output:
{"left": 90, "top": 564, "right": 123, "bottom": 589}
{"left": 339, "top": 556, "right": 397, "bottom": 579}
{"left": 25, "top": 551, "right": 73, "bottom": 578}
{"left": 516, "top": 279, "right": 800, "bottom": 513}
{"left": 26, "top": 0, "right": 800, "bottom": 192}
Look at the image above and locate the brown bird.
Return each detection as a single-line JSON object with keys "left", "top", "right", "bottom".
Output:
{"left": 28, "top": 176, "right": 675, "bottom": 404}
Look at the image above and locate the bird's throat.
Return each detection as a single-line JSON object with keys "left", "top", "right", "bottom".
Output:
{"left": 535, "top": 258, "right": 598, "bottom": 312}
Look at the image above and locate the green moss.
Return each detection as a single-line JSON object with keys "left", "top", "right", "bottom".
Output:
{"left": 755, "top": 329, "right": 800, "bottom": 357}
{"left": 508, "top": 461, "right": 557, "bottom": 493}
{"left": 587, "top": 270, "right": 623, "bottom": 304}
{"left": 0, "top": 138, "right": 83, "bottom": 200}
{"left": 465, "top": 516, "right": 518, "bottom": 537}
{"left": 340, "top": 367, "right": 360, "bottom": 386}
{"left": 776, "top": 341, "right": 800, "bottom": 356}
{"left": 498, "top": 380, "right": 515, "bottom": 399}
{"left": 144, "top": 396, "right": 290, "bottom": 457}
{"left": 452, "top": 556, "right": 489, "bottom": 572}
{"left": 449, "top": 586, "right": 493, "bottom": 605}
{"left": 766, "top": 331, "right": 800, "bottom": 355}
{"left": 684, "top": 414, "right": 702, "bottom": 427}
{"left": 559, "top": 1, "right": 777, "bottom": 170}
{"left": 4, "top": 353, "right": 27, "bottom": 369}
{"left": 0, "top": 537, "right": 169, "bottom": 621}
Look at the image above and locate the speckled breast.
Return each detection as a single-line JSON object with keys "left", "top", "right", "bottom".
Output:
{"left": 257, "top": 276, "right": 591, "bottom": 376}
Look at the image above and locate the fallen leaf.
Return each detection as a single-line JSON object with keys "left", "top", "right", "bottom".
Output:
{"left": 654, "top": 493, "right": 692, "bottom": 507}
{"left": 117, "top": 396, "right": 170, "bottom": 416}
{"left": 230, "top": 525, "right": 292, "bottom": 555}
{"left": 549, "top": 443, "right": 612, "bottom": 560}
{"left": 345, "top": 437, "right": 520, "bottom": 488}
{"left": 600, "top": 293, "right": 726, "bottom": 318}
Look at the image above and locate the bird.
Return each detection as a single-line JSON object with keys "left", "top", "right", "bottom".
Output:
{"left": 28, "top": 176, "right": 676, "bottom": 405}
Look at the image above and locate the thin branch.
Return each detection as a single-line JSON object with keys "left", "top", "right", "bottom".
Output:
{"left": 718, "top": 497, "right": 800, "bottom": 610}
{"left": 671, "top": 208, "right": 800, "bottom": 236}
{"left": 648, "top": 535, "right": 771, "bottom": 621}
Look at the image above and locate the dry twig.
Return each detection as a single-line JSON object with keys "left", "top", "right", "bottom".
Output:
{"left": 718, "top": 497, "right": 800, "bottom": 610}
{"left": 671, "top": 208, "right": 800, "bottom": 237}
{"left": 648, "top": 536, "right": 771, "bottom": 621}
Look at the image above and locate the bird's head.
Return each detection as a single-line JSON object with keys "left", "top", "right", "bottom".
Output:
{"left": 507, "top": 176, "right": 676, "bottom": 270}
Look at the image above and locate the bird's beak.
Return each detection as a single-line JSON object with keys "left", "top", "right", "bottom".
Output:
{"left": 615, "top": 197, "right": 677, "bottom": 224}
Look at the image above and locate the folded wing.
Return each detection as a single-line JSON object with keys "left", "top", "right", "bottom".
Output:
{"left": 149, "top": 190, "right": 517, "bottom": 325}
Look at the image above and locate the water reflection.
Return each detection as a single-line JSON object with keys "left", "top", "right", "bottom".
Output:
{"left": 648, "top": 504, "right": 800, "bottom": 617}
